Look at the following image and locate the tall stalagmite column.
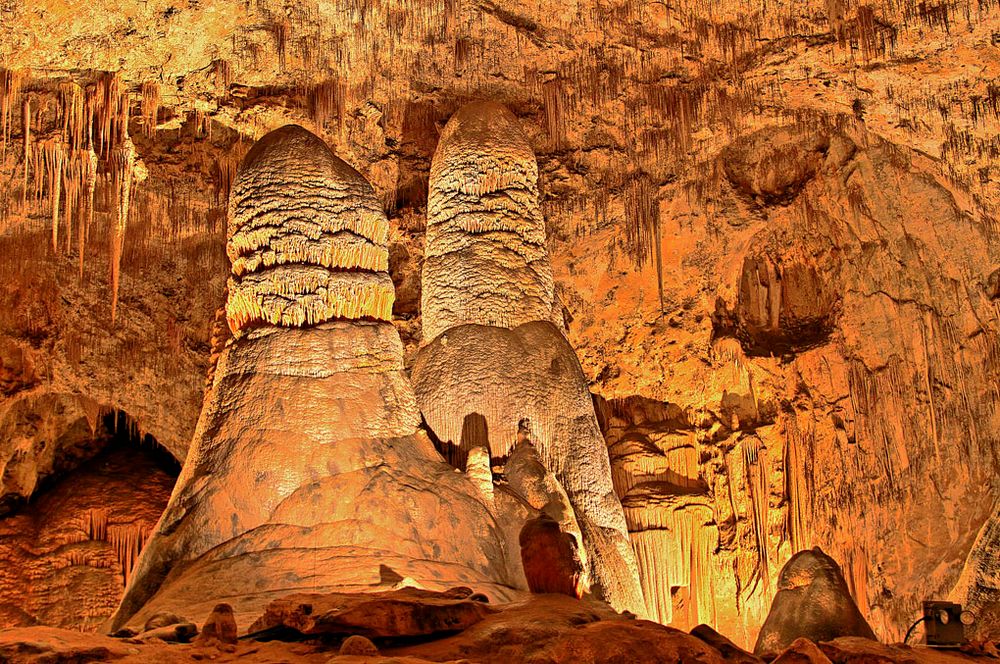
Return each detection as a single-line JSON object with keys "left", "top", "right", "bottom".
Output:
{"left": 108, "top": 125, "right": 522, "bottom": 632}
{"left": 412, "top": 102, "right": 646, "bottom": 617}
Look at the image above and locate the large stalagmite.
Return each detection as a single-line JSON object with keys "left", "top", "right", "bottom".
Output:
{"left": 108, "top": 125, "right": 525, "bottom": 633}
{"left": 412, "top": 101, "right": 646, "bottom": 617}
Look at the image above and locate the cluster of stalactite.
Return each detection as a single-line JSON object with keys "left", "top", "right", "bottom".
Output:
{"left": 599, "top": 395, "right": 795, "bottom": 647}
{"left": 0, "top": 69, "right": 247, "bottom": 331}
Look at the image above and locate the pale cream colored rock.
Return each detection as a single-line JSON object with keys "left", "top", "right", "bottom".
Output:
{"left": 421, "top": 101, "right": 560, "bottom": 341}
{"left": 416, "top": 101, "right": 643, "bottom": 617}
{"left": 951, "top": 502, "right": 1000, "bottom": 640}
{"left": 412, "top": 321, "right": 644, "bottom": 616}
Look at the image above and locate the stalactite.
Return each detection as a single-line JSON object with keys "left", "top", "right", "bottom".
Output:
{"left": 623, "top": 175, "right": 664, "bottom": 310}
{"left": 79, "top": 148, "right": 97, "bottom": 277}
{"left": 59, "top": 81, "right": 86, "bottom": 150}
{"left": 310, "top": 79, "right": 344, "bottom": 132}
{"left": 86, "top": 508, "right": 109, "bottom": 541}
{"left": 109, "top": 524, "right": 150, "bottom": 583}
{"left": 140, "top": 82, "right": 160, "bottom": 137}
{"left": 213, "top": 59, "right": 232, "bottom": 94}
{"left": 91, "top": 72, "right": 129, "bottom": 157}
{"left": 21, "top": 97, "right": 30, "bottom": 211}
{"left": 0, "top": 68, "right": 24, "bottom": 160}
{"left": 783, "top": 426, "right": 811, "bottom": 553}
{"left": 742, "top": 435, "right": 771, "bottom": 597}
{"left": 109, "top": 136, "right": 138, "bottom": 324}
{"left": 33, "top": 138, "right": 68, "bottom": 251}
{"left": 543, "top": 77, "right": 568, "bottom": 151}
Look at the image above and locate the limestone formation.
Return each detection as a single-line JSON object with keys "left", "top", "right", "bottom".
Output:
{"left": 690, "top": 625, "right": 765, "bottom": 664}
{"left": 338, "top": 635, "right": 378, "bottom": 656}
{"left": 247, "top": 587, "right": 496, "bottom": 638}
{"left": 504, "top": 440, "right": 586, "bottom": 577}
{"left": 1, "top": 0, "right": 1000, "bottom": 650}
{"left": 106, "top": 125, "right": 524, "bottom": 633}
{"left": 225, "top": 125, "right": 394, "bottom": 333}
{"left": 421, "top": 101, "right": 560, "bottom": 340}
{"left": 754, "top": 548, "right": 877, "bottom": 659}
{"left": 194, "top": 603, "right": 237, "bottom": 647}
{"left": 413, "top": 102, "right": 645, "bottom": 617}
{"left": 952, "top": 502, "right": 1000, "bottom": 640}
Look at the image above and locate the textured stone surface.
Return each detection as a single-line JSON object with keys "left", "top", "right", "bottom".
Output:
{"left": 248, "top": 587, "right": 495, "bottom": 638}
{"left": 519, "top": 514, "right": 585, "bottom": 598}
{"left": 754, "top": 549, "right": 877, "bottom": 659}
{"left": 412, "top": 320, "right": 643, "bottom": 615}
{"left": 422, "top": 101, "right": 559, "bottom": 341}
{"left": 1, "top": 594, "right": 993, "bottom": 663}
{"left": 0, "top": 443, "right": 175, "bottom": 631}
{"left": 691, "top": 624, "right": 765, "bottom": 664}
{"left": 413, "top": 101, "right": 643, "bottom": 616}
{"left": 0, "top": 0, "right": 998, "bottom": 651}
{"left": 952, "top": 503, "right": 1000, "bottom": 640}
{"left": 195, "top": 603, "right": 237, "bottom": 646}
{"left": 108, "top": 126, "right": 526, "bottom": 633}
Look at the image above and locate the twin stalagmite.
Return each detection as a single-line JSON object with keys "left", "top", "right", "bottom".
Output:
{"left": 109, "top": 104, "right": 646, "bottom": 633}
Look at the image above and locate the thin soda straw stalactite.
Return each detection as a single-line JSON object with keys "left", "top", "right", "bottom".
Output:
{"left": 21, "top": 96, "right": 30, "bottom": 212}
{"left": 79, "top": 148, "right": 97, "bottom": 278}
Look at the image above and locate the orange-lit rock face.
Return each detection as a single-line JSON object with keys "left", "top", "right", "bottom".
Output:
{"left": 0, "top": 442, "right": 175, "bottom": 631}
{"left": 952, "top": 505, "right": 1000, "bottom": 640}
{"left": 109, "top": 126, "right": 525, "bottom": 633}
{"left": 414, "top": 102, "right": 645, "bottom": 617}
{"left": 1, "top": 0, "right": 999, "bottom": 652}
{"left": 592, "top": 123, "right": 1000, "bottom": 648}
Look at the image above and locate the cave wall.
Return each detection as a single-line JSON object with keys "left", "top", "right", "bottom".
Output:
{"left": 0, "top": 0, "right": 998, "bottom": 644}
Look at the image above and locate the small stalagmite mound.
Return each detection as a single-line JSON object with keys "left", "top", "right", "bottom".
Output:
{"left": 339, "top": 634, "right": 379, "bottom": 656}
{"left": 519, "top": 513, "right": 585, "bottom": 599}
{"left": 754, "top": 547, "right": 876, "bottom": 659}
{"left": 194, "top": 603, "right": 237, "bottom": 646}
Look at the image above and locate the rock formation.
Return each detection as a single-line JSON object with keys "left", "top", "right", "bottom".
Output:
{"left": 193, "top": 603, "right": 237, "bottom": 647}
{"left": 519, "top": 513, "right": 585, "bottom": 598}
{"left": 952, "top": 502, "right": 1000, "bottom": 640}
{"left": 0, "top": 0, "right": 998, "bottom": 651}
{"left": 753, "top": 548, "right": 877, "bottom": 659}
{"left": 411, "top": 101, "right": 645, "bottom": 616}
{"left": 107, "top": 125, "right": 526, "bottom": 633}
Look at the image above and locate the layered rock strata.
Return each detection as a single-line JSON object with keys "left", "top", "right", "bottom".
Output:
{"left": 412, "top": 101, "right": 644, "bottom": 616}
{"left": 108, "top": 125, "right": 524, "bottom": 633}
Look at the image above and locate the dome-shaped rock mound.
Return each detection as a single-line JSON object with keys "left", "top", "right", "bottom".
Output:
{"left": 754, "top": 547, "right": 876, "bottom": 659}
